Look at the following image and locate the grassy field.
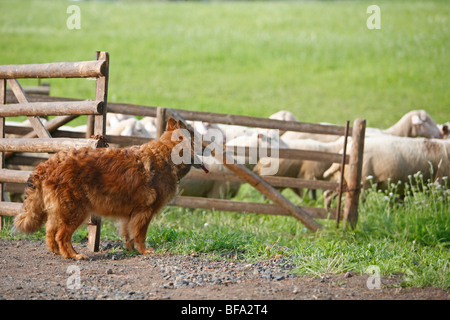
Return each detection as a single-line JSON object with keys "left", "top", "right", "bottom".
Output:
{"left": 0, "top": 0, "right": 449, "bottom": 289}
{"left": 1, "top": 0, "right": 449, "bottom": 126}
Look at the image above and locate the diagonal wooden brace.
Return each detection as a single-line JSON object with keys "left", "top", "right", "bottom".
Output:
{"left": 164, "top": 108, "right": 323, "bottom": 232}
{"left": 6, "top": 79, "right": 51, "bottom": 139}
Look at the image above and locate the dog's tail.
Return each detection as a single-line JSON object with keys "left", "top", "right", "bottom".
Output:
{"left": 14, "top": 175, "right": 46, "bottom": 234}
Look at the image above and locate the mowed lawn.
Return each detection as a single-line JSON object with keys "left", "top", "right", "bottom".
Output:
{"left": 0, "top": 0, "right": 449, "bottom": 290}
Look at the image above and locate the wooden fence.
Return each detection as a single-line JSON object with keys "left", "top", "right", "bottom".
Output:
{"left": 0, "top": 53, "right": 366, "bottom": 254}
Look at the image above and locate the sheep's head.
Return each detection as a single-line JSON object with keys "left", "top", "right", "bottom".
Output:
{"left": 410, "top": 110, "right": 442, "bottom": 139}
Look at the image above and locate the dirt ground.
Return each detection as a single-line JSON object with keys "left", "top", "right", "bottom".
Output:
{"left": 0, "top": 239, "right": 448, "bottom": 301}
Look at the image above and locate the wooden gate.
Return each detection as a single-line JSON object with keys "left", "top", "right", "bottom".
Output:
{"left": 0, "top": 51, "right": 109, "bottom": 252}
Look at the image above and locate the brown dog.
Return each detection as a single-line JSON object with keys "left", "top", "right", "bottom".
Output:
{"left": 14, "top": 118, "right": 208, "bottom": 260}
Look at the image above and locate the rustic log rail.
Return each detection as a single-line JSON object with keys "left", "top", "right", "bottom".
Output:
{"left": 0, "top": 138, "right": 102, "bottom": 153}
{"left": 0, "top": 100, "right": 104, "bottom": 117}
{"left": 0, "top": 59, "right": 106, "bottom": 79}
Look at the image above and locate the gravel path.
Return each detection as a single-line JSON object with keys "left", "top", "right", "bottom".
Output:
{"left": 1, "top": 239, "right": 448, "bottom": 300}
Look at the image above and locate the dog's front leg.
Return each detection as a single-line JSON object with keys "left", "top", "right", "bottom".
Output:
{"left": 120, "top": 218, "right": 136, "bottom": 251}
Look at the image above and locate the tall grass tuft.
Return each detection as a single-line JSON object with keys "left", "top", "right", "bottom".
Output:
{"left": 358, "top": 174, "right": 449, "bottom": 248}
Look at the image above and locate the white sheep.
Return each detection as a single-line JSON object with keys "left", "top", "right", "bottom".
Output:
{"left": 282, "top": 109, "right": 442, "bottom": 142}
{"left": 139, "top": 117, "right": 157, "bottom": 137}
{"left": 224, "top": 130, "right": 279, "bottom": 170}
{"left": 178, "top": 157, "right": 241, "bottom": 199}
{"left": 269, "top": 110, "right": 299, "bottom": 122}
{"left": 106, "top": 113, "right": 134, "bottom": 128}
{"left": 365, "top": 109, "right": 442, "bottom": 139}
{"left": 106, "top": 117, "right": 152, "bottom": 138}
{"left": 216, "top": 123, "right": 258, "bottom": 143}
{"left": 254, "top": 137, "right": 346, "bottom": 197}
{"left": 324, "top": 136, "right": 450, "bottom": 193}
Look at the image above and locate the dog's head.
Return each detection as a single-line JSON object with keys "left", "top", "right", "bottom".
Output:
{"left": 162, "top": 118, "right": 209, "bottom": 177}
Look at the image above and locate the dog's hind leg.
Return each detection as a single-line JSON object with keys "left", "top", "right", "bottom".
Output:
{"left": 128, "top": 210, "right": 155, "bottom": 255}
{"left": 55, "top": 224, "right": 87, "bottom": 260}
{"left": 55, "top": 226, "right": 85, "bottom": 260}
{"left": 55, "top": 209, "right": 89, "bottom": 260}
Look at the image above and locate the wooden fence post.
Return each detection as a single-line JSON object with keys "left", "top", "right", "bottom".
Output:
{"left": 88, "top": 51, "right": 109, "bottom": 253}
{"left": 343, "top": 118, "right": 366, "bottom": 229}
{"left": 0, "top": 79, "right": 5, "bottom": 230}
{"left": 156, "top": 107, "right": 167, "bottom": 138}
{"left": 336, "top": 120, "right": 350, "bottom": 228}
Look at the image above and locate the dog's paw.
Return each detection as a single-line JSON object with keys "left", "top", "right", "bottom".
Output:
{"left": 142, "top": 248, "right": 155, "bottom": 255}
{"left": 125, "top": 242, "right": 135, "bottom": 251}
{"left": 74, "top": 253, "right": 88, "bottom": 260}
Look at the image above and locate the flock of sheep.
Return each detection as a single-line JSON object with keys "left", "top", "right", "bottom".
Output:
{"left": 258, "top": 110, "right": 449, "bottom": 201}
{"left": 103, "top": 109, "right": 448, "bottom": 204}
{"left": 6, "top": 109, "right": 449, "bottom": 207}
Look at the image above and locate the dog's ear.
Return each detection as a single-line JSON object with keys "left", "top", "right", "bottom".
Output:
{"left": 177, "top": 120, "right": 188, "bottom": 130}
{"left": 166, "top": 118, "right": 177, "bottom": 131}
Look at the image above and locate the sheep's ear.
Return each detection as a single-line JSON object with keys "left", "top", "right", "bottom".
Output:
{"left": 166, "top": 118, "right": 177, "bottom": 131}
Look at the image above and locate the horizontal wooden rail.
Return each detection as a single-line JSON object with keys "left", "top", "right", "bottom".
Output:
{"left": 7, "top": 94, "right": 352, "bottom": 136}
{"left": 0, "top": 60, "right": 107, "bottom": 79}
{"left": 0, "top": 196, "right": 338, "bottom": 220}
{"left": 0, "top": 202, "right": 22, "bottom": 217}
{"left": 0, "top": 138, "right": 101, "bottom": 153}
{"left": 223, "top": 146, "right": 349, "bottom": 164}
{"left": 186, "top": 170, "right": 339, "bottom": 191}
{"left": 5, "top": 125, "right": 347, "bottom": 163}
{"left": 0, "top": 101, "right": 103, "bottom": 117}
{"left": 110, "top": 104, "right": 349, "bottom": 136}
{"left": 2, "top": 156, "right": 341, "bottom": 191}
{"left": 0, "top": 169, "right": 31, "bottom": 183}
{"left": 172, "top": 196, "right": 337, "bottom": 220}
{"left": 5, "top": 125, "right": 152, "bottom": 146}
{"left": 278, "top": 148, "right": 348, "bottom": 164}
{"left": 177, "top": 111, "right": 350, "bottom": 136}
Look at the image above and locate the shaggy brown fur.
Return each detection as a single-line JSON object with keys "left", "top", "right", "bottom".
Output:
{"left": 14, "top": 118, "right": 207, "bottom": 260}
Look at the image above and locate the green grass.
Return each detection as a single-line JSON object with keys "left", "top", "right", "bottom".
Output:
{"left": 1, "top": 0, "right": 449, "bottom": 126}
{"left": 0, "top": 0, "right": 449, "bottom": 290}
